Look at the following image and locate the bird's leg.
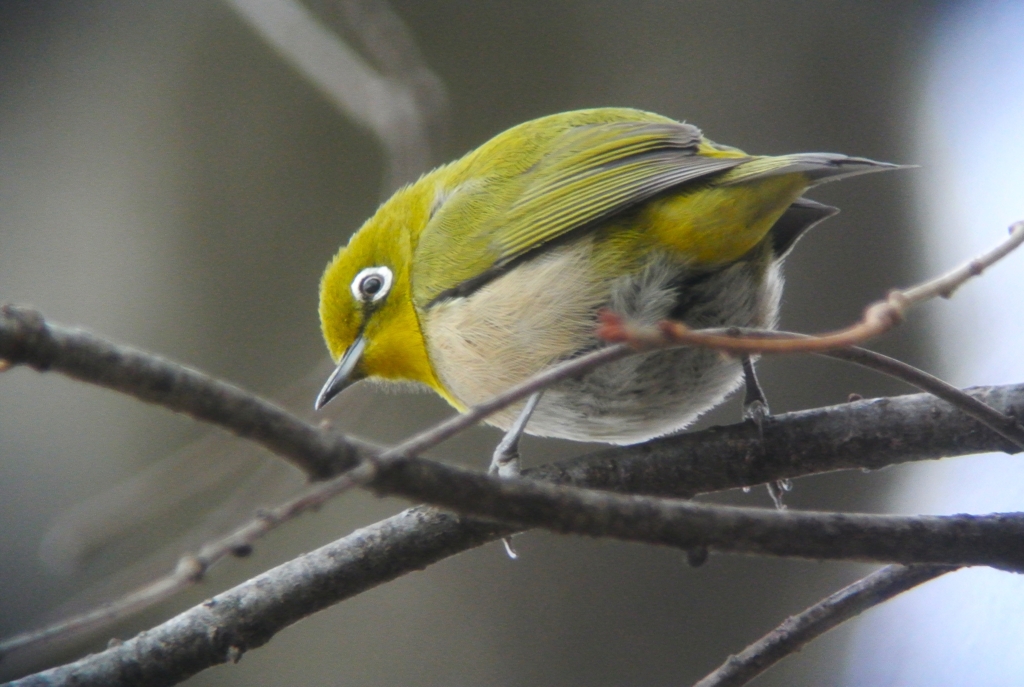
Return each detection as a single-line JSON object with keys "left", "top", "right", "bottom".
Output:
{"left": 741, "top": 356, "right": 788, "bottom": 510}
{"left": 489, "top": 391, "right": 542, "bottom": 478}
{"left": 489, "top": 391, "right": 542, "bottom": 559}
{"left": 766, "top": 478, "right": 792, "bottom": 510}
{"left": 741, "top": 354, "right": 769, "bottom": 427}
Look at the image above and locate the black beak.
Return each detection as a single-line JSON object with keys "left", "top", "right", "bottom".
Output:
{"left": 315, "top": 335, "right": 366, "bottom": 410}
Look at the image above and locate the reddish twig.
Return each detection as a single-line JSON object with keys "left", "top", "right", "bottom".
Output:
{"left": 599, "top": 220, "right": 1024, "bottom": 355}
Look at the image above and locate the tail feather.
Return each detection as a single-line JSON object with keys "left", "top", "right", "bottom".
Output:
{"left": 769, "top": 197, "right": 839, "bottom": 258}
{"left": 720, "top": 153, "right": 906, "bottom": 186}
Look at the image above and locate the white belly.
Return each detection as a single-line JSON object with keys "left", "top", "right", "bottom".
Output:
{"left": 423, "top": 239, "right": 781, "bottom": 444}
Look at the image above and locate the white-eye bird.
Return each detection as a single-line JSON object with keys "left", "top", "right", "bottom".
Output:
{"left": 315, "top": 108, "right": 897, "bottom": 444}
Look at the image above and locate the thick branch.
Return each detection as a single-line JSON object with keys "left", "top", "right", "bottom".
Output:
{"left": 373, "top": 457, "right": 1024, "bottom": 569}
{"left": 537, "top": 381, "right": 1023, "bottom": 498}
{"left": 6, "top": 496, "right": 1013, "bottom": 687}
{"left": 822, "top": 344, "right": 1024, "bottom": 449}
{"left": 4, "top": 508, "right": 505, "bottom": 687}
{"left": 6, "top": 384, "right": 1024, "bottom": 684}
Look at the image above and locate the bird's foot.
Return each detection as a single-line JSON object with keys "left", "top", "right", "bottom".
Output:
{"left": 489, "top": 391, "right": 542, "bottom": 478}
{"left": 489, "top": 392, "right": 542, "bottom": 558}
{"left": 741, "top": 355, "right": 792, "bottom": 509}
{"left": 766, "top": 479, "right": 792, "bottom": 510}
{"left": 741, "top": 354, "right": 770, "bottom": 441}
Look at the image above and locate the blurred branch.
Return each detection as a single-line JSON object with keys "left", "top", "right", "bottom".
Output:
{"left": 692, "top": 564, "right": 958, "bottom": 687}
{"left": 225, "top": 0, "right": 447, "bottom": 190}
{"left": 335, "top": 0, "right": 448, "bottom": 149}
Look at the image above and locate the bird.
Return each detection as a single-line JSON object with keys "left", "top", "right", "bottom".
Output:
{"left": 314, "top": 107, "right": 897, "bottom": 448}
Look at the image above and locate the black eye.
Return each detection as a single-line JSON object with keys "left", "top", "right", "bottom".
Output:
{"left": 350, "top": 266, "right": 393, "bottom": 303}
{"left": 360, "top": 275, "right": 383, "bottom": 296}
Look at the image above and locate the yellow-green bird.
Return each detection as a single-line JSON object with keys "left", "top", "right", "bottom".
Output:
{"left": 315, "top": 108, "right": 896, "bottom": 444}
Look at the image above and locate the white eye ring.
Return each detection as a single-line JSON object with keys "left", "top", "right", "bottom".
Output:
{"left": 351, "top": 266, "right": 393, "bottom": 303}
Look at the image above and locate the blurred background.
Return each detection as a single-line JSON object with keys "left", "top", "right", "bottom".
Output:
{"left": 0, "top": 1, "right": 1021, "bottom": 685}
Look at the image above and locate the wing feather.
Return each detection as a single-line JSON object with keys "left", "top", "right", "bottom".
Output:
{"left": 416, "top": 119, "right": 748, "bottom": 306}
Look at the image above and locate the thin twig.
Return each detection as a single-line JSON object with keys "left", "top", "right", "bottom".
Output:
{"left": 703, "top": 330, "right": 1024, "bottom": 450}
{"left": 229, "top": 220, "right": 1024, "bottom": 515}
{"left": 0, "top": 466, "right": 373, "bottom": 660}
{"left": 600, "top": 220, "right": 1024, "bottom": 355}
{"left": 692, "top": 564, "right": 958, "bottom": 687}
{"left": 821, "top": 344, "right": 1024, "bottom": 449}
{"left": 381, "top": 344, "right": 631, "bottom": 460}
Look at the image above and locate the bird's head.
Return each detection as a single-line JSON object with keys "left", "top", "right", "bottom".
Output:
{"left": 315, "top": 183, "right": 446, "bottom": 410}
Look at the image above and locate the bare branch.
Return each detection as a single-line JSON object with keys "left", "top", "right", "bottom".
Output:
{"left": 0, "top": 467, "right": 372, "bottom": 661}
{"left": 692, "top": 564, "right": 957, "bottom": 687}
{"left": 372, "top": 458, "right": 1024, "bottom": 570}
{"left": 2, "top": 507, "right": 506, "bottom": 687}
{"left": 0, "top": 334, "right": 627, "bottom": 660}
{"left": 0, "top": 496, "right": 1011, "bottom": 686}
{"left": 4, "top": 376, "right": 1024, "bottom": 674}
{"left": 5, "top": 369, "right": 1021, "bottom": 663}
{"left": 4, "top": 299, "right": 1023, "bottom": 666}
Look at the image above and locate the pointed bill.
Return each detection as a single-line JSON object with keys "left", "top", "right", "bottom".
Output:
{"left": 315, "top": 335, "right": 366, "bottom": 410}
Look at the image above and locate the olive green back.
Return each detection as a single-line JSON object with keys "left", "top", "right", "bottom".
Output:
{"left": 411, "top": 109, "right": 748, "bottom": 306}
